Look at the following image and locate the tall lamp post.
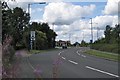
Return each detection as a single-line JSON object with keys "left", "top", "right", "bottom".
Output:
{"left": 81, "top": 17, "right": 93, "bottom": 43}
{"left": 28, "top": 2, "right": 46, "bottom": 14}
{"left": 81, "top": 17, "right": 98, "bottom": 43}
{"left": 89, "top": 18, "right": 93, "bottom": 43}
{"left": 28, "top": 2, "right": 46, "bottom": 50}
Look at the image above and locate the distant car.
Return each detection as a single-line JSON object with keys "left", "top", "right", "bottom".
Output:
{"left": 62, "top": 44, "right": 67, "bottom": 49}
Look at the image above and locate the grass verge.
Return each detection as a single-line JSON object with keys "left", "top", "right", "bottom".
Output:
{"left": 29, "top": 48, "right": 58, "bottom": 54}
{"left": 84, "top": 50, "right": 119, "bottom": 62}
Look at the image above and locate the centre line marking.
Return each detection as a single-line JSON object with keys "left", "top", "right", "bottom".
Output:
{"left": 68, "top": 60, "right": 78, "bottom": 65}
{"left": 62, "top": 57, "right": 66, "bottom": 60}
{"left": 86, "top": 66, "right": 119, "bottom": 78}
{"left": 76, "top": 51, "right": 80, "bottom": 55}
{"left": 81, "top": 55, "right": 86, "bottom": 58}
{"left": 58, "top": 52, "right": 61, "bottom": 55}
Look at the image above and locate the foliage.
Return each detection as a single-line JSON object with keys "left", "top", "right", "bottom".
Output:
{"left": 73, "top": 42, "right": 80, "bottom": 46}
{"left": 80, "top": 40, "right": 88, "bottom": 47}
{"left": 92, "top": 24, "right": 120, "bottom": 54}
{"left": 27, "top": 22, "right": 57, "bottom": 50}
{"left": 91, "top": 44, "right": 118, "bottom": 54}
{"left": 35, "top": 31, "right": 48, "bottom": 50}
{"left": 22, "top": 31, "right": 30, "bottom": 50}
{"left": 2, "top": 35, "right": 18, "bottom": 78}
{"left": 104, "top": 25, "right": 112, "bottom": 43}
{"left": 2, "top": 1, "right": 57, "bottom": 50}
{"left": 2, "top": 2, "right": 30, "bottom": 49}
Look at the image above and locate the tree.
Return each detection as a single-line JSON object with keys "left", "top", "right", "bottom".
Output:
{"left": 30, "top": 22, "right": 57, "bottom": 48}
{"left": 80, "top": 40, "right": 87, "bottom": 47}
{"left": 104, "top": 25, "right": 112, "bottom": 43}
{"left": 2, "top": 5, "right": 30, "bottom": 48}
{"left": 23, "top": 22, "right": 57, "bottom": 50}
{"left": 35, "top": 31, "right": 48, "bottom": 50}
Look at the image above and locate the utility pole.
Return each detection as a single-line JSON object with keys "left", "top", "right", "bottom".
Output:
{"left": 97, "top": 27, "right": 99, "bottom": 40}
{"left": 52, "top": 23, "right": 55, "bottom": 31}
{"left": 69, "top": 33, "right": 71, "bottom": 41}
{"left": 90, "top": 18, "right": 93, "bottom": 43}
{"left": 82, "top": 31, "right": 84, "bottom": 41}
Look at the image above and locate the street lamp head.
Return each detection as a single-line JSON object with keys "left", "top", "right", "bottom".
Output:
{"left": 38, "top": 2, "right": 46, "bottom": 4}
{"left": 29, "top": 2, "right": 46, "bottom": 5}
{"left": 81, "top": 17, "right": 86, "bottom": 19}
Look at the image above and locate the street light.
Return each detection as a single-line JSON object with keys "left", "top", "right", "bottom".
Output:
{"left": 81, "top": 17, "right": 98, "bottom": 43}
{"left": 28, "top": 2, "right": 46, "bottom": 14}
{"left": 52, "top": 23, "right": 55, "bottom": 31}
{"left": 90, "top": 18, "right": 93, "bottom": 43}
{"left": 28, "top": 2, "right": 46, "bottom": 50}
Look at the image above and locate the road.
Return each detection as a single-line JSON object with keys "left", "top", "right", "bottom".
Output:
{"left": 19, "top": 47, "right": 119, "bottom": 78}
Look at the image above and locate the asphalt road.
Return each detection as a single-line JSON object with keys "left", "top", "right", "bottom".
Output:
{"left": 19, "top": 47, "right": 119, "bottom": 78}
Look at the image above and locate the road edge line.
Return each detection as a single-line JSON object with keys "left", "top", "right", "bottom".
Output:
{"left": 86, "top": 66, "right": 119, "bottom": 78}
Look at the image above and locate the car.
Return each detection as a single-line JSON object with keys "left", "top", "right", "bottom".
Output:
{"left": 62, "top": 44, "right": 67, "bottom": 49}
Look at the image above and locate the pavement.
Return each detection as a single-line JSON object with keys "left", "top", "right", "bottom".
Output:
{"left": 16, "top": 47, "right": 119, "bottom": 78}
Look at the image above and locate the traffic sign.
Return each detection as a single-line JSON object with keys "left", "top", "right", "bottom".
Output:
{"left": 30, "top": 31, "right": 35, "bottom": 40}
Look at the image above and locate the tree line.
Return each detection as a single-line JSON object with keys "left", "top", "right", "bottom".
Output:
{"left": 92, "top": 24, "right": 120, "bottom": 53}
{"left": 2, "top": 2, "right": 57, "bottom": 50}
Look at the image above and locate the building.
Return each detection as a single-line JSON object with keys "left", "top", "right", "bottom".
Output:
{"left": 56, "top": 40, "right": 71, "bottom": 47}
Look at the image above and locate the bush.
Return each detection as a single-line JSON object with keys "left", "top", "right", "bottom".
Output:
{"left": 2, "top": 35, "right": 16, "bottom": 78}
{"left": 92, "top": 43, "right": 118, "bottom": 54}
{"left": 23, "top": 31, "right": 48, "bottom": 50}
{"left": 22, "top": 31, "right": 30, "bottom": 49}
{"left": 36, "top": 31, "right": 48, "bottom": 50}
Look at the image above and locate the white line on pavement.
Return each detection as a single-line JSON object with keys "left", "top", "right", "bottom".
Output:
{"left": 86, "top": 66, "right": 119, "bottom": 78}
{"left": 58, "top": 52, "right": 61, "bottom": 55}
{"left": 58, "top": 51, "right": 64, "bottom": 56}
{"left": 68, "top": 60, "right": 78, "bottom": 65}
{"left": 76, "top": 51, "right": 80, "bottom": 55}
{"left": 62, "top": 57, "right": 66, "bottom": 60}
{"left": 81, "top": 55, "right": 86, "bottom": 58}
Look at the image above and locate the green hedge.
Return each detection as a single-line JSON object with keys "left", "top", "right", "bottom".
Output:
{"left": 92, "top": 44, "right": 119, "bottom": 54}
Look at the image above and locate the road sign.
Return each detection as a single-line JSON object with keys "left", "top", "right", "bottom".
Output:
{"left": 30, "top": 31, "right": 35, "bottom": 40}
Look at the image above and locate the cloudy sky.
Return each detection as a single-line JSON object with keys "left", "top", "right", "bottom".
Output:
{"left": 6, "top": 0, "right": 119, "bottom": 44}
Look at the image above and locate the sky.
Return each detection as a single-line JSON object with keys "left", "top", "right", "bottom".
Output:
{"left": 5, "top": 0, "right": 119, "bottom": 44}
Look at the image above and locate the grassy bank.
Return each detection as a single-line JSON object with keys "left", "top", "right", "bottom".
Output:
{"left": 91, "top": 44, "right": 119, "bottom": 54}
{"left": 30, "top": 48, "right": 58, "bottom": 54}
{"left": 85, "top": 49, "right": 119, "bottom": 62}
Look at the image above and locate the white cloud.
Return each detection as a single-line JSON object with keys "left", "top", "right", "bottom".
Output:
{"left": 102, "top": 0, "right": 119, "bottom": 15}
{"left": 43, "top": 2, "right": 96, "bottom": 25}
{"left": 6, "top": 1, "right": 31, "bottom": 11}
{"left": 92, "top": 15, "right": 118, "bottom": 29}
{"left": 55, "top": 15, "right": 118, "bottom": 43}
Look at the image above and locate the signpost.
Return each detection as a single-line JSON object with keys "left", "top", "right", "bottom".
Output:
{"left": 30, "top": 31, "right": 35, "bottom": 50}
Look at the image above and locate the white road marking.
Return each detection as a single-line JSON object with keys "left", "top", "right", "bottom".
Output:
{"left": 86, "top": 66, "right": 119, "bottom": 78}
{"left": 76, "top": 51, "right": 80, "bottom": 55}
{"left": 62, "top": 57, "right": 66, "bottom": 60}
{"left": 58, "top": 52, "right": 61, "bottom": 55}
{"left": 68, "top": 60, "right": 78, "bottom": 65}
{"left": 58, "top": 51, "right": 64, "bottom": 55}
{"left": 81, "top": 55, "right": 86, "bottom": 58}
{"left": 77, "top": 51, "right": 86, "bottom": 58}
